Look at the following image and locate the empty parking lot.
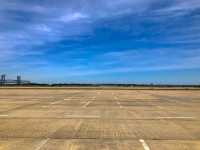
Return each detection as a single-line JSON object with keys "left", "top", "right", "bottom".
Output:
{"left": 0, "top": 88, "right": 200, "bottom": 150}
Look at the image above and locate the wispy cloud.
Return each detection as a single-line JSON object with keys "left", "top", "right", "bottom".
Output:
{"left": 94, "top": 48, "right": 200, "bottom": 72}
{"left": 0, "top": 0, "right": 200, "bottom": 82}
{"left": 60, "top": 12, "right": 89, "bottom": 23}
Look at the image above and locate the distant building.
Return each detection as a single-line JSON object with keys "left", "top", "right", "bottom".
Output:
{"left": 0, "top": 74, "right": 6, "bottom": 85}
{"left": 17, "top": 75, "right": 21, "bottom": 85}
{"left": 0, "top": 74, "right": 30, "bottom": 85}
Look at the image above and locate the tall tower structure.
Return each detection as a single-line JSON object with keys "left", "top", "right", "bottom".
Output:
{"left": 0, "top": 74, "right": 6, "bottom": 85}
{"left": 17, "top": 75, "right": 21, "bottom": 85}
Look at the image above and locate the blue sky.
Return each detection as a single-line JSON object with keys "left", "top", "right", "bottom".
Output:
{"left": 0, "top": 0, "right": 200, "bottom": 84}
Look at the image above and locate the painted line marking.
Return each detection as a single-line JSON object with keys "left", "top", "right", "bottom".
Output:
{"left": 139, "top": 139, "right": 150, "bottom": 150}
{"left": 41, "top": 106, "right": 48, "bottom": 108}
{"left": 117, "top": 102, "right": 122, "bottom": 108}
{"left": 156, "top": 117, "right": 195, "bottom": 119}
{"left": 64, "top": 115, "right": 100, "bottom": 118}
{"left": 0, "top": 115, "right": 9, "bottom": 117}
{"left": 116, "top": 101, "right": 123, "bottom": 108}
{"left": 64, "top": 98, "right": 71, "bottom": 101}
{"left": 83, "top": 101, "right": 91, "bottom": 108}
{"left": 50, "top": 100, "right": 63, "bottom": 105}
{"left": 73, "top": 121, "right": 83, "bottom": 137}
{"left": 114, "top": 96, "right": 123, "bottom": 108}
{"left": 35, "top": 138, "right": 49, "bottom": 150}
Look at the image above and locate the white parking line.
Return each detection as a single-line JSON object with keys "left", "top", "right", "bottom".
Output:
{"left": 139, "top": 139, "right": 150, "bottom": 150}
{"left": 41, "top": 106, "right": 48, "bottom": 108}
{"left": 114, "top": 96, "right": 123, "bottom": 108}
{"left": 0, "top": 115, "right": 8, "bottom": 117}
{"left": 50, "top": 100, "right": 63, "bottom": 105}
{"left": 156, "top": 117, "right": 195, "bottom": 119}
{"left": 116, "top": 100, "right": 123, "bottom": 108}
{"left": 74, "top": 121, "right": 82, "bottom": 131}
{"left": 64, "top": 114, "right": 100, "bottom": 118}
{"left": 119, "top": 104, "right": 123, "bottom": 108}
{"left": 35, "top": 138, "right": 49, "bottom": 150}
{"left": 83, "top": 101, "right": 91, "bottom": 108}
{"left": 64, "top": 98, "right": 71, "bottom": 101}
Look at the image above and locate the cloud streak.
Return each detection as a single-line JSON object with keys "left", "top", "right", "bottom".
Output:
{"left": 0, "top": 0, "right": 200, "bottom": 83}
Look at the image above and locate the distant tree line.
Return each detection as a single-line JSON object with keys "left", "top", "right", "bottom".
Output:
{"left": 1, "top": 83, "right": 199, "bottom": 88}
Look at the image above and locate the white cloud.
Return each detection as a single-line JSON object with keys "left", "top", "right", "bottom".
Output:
{"left": 0, "top": 0, "right": 200, "bottom": 79}
{"left": 60, "top": 12, "right": 89, "bottom": 23}
{"left": 97, "top": 48, "right": 200, "bottom": 71}
{"left": 34, "top": 24, "right": 52, "bottom": 32}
